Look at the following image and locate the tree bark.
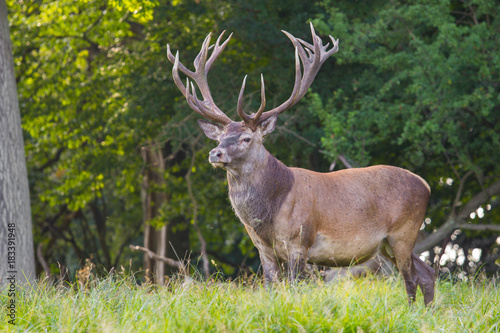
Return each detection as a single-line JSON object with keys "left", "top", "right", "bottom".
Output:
{"left": 0, "top": 0, "right": 36, "bottom": 287}
{"left": 141, "top": 144, "right": 168, "bottom": 284}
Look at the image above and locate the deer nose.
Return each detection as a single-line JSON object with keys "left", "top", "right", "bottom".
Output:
{"left": 209, "top": 148, "right": 223, "bottom": 163}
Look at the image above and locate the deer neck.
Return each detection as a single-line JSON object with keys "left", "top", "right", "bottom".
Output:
{"left": 227, "top": 150, "right": 294, "bottom": 231}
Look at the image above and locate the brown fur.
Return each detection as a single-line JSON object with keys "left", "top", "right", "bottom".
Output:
{"left": 228, "top": 154, "right": 294, "bottom": 242}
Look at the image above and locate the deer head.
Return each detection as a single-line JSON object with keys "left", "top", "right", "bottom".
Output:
{"left": 167, "top": 24, "right": 339, "bottom": 175}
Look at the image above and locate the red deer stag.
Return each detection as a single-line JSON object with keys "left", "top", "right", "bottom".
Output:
{"left": 167, "top": 23, "right": 435, "bottom": 306}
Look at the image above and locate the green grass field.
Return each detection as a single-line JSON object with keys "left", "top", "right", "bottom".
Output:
{"left": 2, "top": 273, "right": 499, "bottom": 332}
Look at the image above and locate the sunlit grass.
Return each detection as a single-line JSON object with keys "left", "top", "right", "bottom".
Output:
{"left": 1, "top": 272, "right": 499, "bottom": 332}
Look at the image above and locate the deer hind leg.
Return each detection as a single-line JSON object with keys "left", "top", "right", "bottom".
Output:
{"left": 381, "top": 243, "right": 435, "bottom": 306}
{"left": 412, "top": 253, "right": 435, "bottom": 306}
{"left": 385, "top": 237, "right": 419, "bottom": 305}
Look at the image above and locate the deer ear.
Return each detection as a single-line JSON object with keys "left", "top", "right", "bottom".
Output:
{"left": 198, "top": 120, "right": 225, "bottom": 140}
{"left": 258, "top": 115, "right": 277, "bottom": 136}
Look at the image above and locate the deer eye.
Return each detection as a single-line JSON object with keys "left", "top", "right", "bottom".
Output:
{"left": 242, "top": 137, "right": 251, "bottom": 143}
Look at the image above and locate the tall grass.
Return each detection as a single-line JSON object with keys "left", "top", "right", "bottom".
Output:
{"left": 1, "top": 272, "right": 499, "bottom": 332}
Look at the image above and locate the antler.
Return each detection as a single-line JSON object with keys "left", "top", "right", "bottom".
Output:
{"left": 237, "top": 22, "right": 339, "bottom": 129}
{"left": 167, "top": 32, "right": 233, "bottom": 125}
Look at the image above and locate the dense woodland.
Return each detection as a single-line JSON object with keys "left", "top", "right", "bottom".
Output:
{"left": 5, "top": 0, "right": 500, "bottom": 282}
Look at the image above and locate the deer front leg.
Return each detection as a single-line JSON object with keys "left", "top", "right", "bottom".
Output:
{"left": 259, "top": 252, "right": 280, "bottom": 286}
{"left": 288, "top": 250, "right": 306, "bottom": 282}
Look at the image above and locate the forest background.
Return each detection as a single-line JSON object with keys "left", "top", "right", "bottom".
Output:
{"left": 5, "top": 0, "right": 500, "bottom": 283}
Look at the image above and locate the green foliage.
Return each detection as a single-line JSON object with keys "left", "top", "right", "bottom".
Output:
{"left": 109, "top": 0, "right": 157, "bottom": 23}
{"left": 9, "top": 0, "right": 158, "bottom": 273}
{"left": 2, "top": 275, "right": 499, "bottom": 332}
{"left": 314, "top": 0, "right": 499, "bottom": 169}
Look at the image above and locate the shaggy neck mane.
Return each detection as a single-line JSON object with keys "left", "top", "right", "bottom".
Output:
{"left": 227, "top": 152, "right": 294, "bottom": 232}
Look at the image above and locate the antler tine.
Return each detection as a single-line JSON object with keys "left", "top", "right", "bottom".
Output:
{"left": 206, "top": 31, "right": 233, "bottom": 72}
{"left": 184, "top": 78, "right": 205, "bottom": 116}
{"left": 186, "top": 80, "right": 227, "bottom": 124}
{"left": 167, "top": 32, "right": 233, "bottom": 125}
{"left": 193, "top": 33, "right": 212, "bottom": 74}
{"left": 170, "top": 51, "right": 189, "bottom": 98}
{"left": 236, "top": 74, "right": 267, "bottom": 129}
{"left": 254, "top": 74, "right": 267, "bottom": 119}
{"left": 251, "top": 46, "right": 302, "bottom": 124}
{"left": 237, "top": 75, "right": 252, "bottom": 124}
{"left": 241, "top": 23, "right": 338, "bottom": 126}
{"left": 167, "top": 46, "right": 193, "bottom": 79}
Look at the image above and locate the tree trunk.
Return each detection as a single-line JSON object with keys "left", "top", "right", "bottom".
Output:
{"left": 141, "top": 144, "right": 167, "bottom": 284}
{"left": 0, "top": 0, "right": 36, "bottom": 287}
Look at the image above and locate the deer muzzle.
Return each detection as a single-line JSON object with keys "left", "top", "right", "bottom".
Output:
{"left": 209, "top": 148, "right": 229, "bottom": 168}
